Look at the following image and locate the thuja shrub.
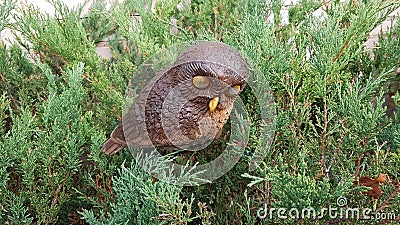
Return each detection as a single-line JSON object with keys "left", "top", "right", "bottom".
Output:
{"left": 0, "top": 63, "right": 98, "bottom": 224}
{"left": 0, "top": 0, "right": 197, "bottom": 224}
{"left": 236, "top": 1, "right": 400, "bottom": 224}
{"left": 81, "top": 157, "right": 214, "bottom": 225}
{"left": 188, "top": 0, "right": 400, "bottom": 224}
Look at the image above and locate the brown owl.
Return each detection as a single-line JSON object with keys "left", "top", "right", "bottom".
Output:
{"left": 102, "top": 41, "right": 249, "bottom": 155}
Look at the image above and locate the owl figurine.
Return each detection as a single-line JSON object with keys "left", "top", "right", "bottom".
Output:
{"left": 102, "top": 41, "right": 249, "bottom": 155}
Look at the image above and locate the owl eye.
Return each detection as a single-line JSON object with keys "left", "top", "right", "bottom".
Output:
{"left": 226, "top": 85, "right": 241, "bottom": 96}
{"left": 192, "top": 76, "right": 210, "bottom": 89}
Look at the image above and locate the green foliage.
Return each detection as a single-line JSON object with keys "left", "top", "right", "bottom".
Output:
{"left": 0, "top": 44, "right": 43, "bottom": 109}
{"left": 82, "top": 159, "right": 213, "bottom": 225}
{"left": 373, "top": 20, "right": 400, "bottom": 73}
{"left": 0, "top": 63, "right": 101, "bottom": 224}
{"left": 81, "top": 0, "right": 114, "bottom": 43}
{"left": 12, "top": 1, "right": 98, "bottom": 70}
{"left": 0, "top": 0, "right": 15, "bottom": 31}
{"left": 0, "top": 93, "right": 9, "bottom": 134}
{"left": 0, "top": 0, "right": 400, "bottom": 224}
{"left": 178, "top": 0, "right": 246, "bottom": 40}
{"left": 289, "top": 0, "right": 322, "bottom": 25}
{"left": 243, "top": 153, "right": 356, "bottom": 223}
{"left": 223, "top": 0, "right": 400, "bottom": 224}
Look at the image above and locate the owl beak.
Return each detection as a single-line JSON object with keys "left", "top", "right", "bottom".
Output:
{"left": 209, "top": 97, "right": 219, "bottom": 112}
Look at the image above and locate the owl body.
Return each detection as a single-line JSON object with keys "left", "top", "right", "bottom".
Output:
{"left": 102, "top": 42, "right": 248, "bottom": 155}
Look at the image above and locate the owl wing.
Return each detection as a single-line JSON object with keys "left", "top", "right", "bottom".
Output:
{"left": 101, "top": 102, "right": 160, "bottom": 155}
{"left": 102, "top": 68, "right": 166, "bottom": 155}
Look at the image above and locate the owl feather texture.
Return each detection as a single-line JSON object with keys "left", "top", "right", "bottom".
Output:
{"left": 102, "top": 42, "right": 249, "bottom": 155}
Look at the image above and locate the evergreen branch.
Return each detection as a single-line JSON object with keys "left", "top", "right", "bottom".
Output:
{"left": 30, "top": 34, "right": 68, "bottom": 65}
{"left": 0, "top": 72, "right": 17, "bottom": 110}
{"left": 51, "top": 171, "right": 70, "bottom": 206}
{"left": 354, "top": 153, "right": 364, "bottom": 181}
{"left": 332, "top": 41, "right": 350, "bottom": 63}
{"left": 376, "top": 179, "right": 400, "bottom": 212}
{"left": 326, "top": 119, "right": 348, "bottom": 177}
{"left": 154, "top": 15, "right": 191, "bottom": 40}
{"left": 321, "top": 96, "right": 328, "bottom": 178}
